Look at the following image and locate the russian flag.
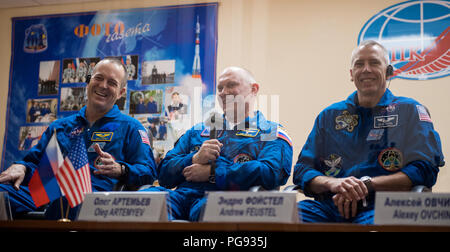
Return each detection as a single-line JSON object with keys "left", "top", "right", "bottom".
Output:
{"left": 276, "top": 126, "right": 293, "bottom": 147}
{"left": 28, "top": 132, "right": 64, "bottom": 207}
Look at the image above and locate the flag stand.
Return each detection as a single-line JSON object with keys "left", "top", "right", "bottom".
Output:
{"left": 57, "top": 197, "right": 71, "bottom": 222}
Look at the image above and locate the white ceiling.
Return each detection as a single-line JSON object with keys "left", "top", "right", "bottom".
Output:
{"left": 0, "top": 0, "right": 103, "bottom": 9}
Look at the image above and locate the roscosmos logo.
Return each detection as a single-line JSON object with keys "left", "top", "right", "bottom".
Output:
{"left": 358, "top": 0, "right": 449, "bottom": 80}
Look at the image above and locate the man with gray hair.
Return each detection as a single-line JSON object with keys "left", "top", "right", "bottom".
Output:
{"left": 141, "top": 66, "right": 293, "bottom": 221}
{"left": 293, "top": 40, "right": 444, "bottom": 223}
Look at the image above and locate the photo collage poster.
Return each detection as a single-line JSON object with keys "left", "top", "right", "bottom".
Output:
{"left": 1, "top": 3, "right": 218, "bottom": 170}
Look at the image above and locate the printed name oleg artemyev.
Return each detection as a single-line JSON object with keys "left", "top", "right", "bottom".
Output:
{"left": 93, "top": 196, "right": 151, "bottom": 218}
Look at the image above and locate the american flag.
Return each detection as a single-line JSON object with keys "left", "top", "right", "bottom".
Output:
{"left": 139, "top": 130, "right": 150, "bottom": 145}
{"left": 416, "top": 105, "right": 433, "bottom": 123}
{"left": 55, "top": 135, "right": 92, "bottom": 208}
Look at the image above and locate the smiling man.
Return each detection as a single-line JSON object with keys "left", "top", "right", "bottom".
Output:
{"left": 0, "top": 58, "right": 157, "bottom": 220}
{"left": 293, "top": 40, "right": 444, "bottom": 224}
{"left": 140, "top": 66, "right": 293, "bottom": 221}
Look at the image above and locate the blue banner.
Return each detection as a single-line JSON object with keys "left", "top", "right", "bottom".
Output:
{"left": 1, "top": 3, "right": 218, "bottom": 170}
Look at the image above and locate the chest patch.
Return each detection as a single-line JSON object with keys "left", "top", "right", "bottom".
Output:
{"left": 88, "top": 142, "right": 106, "bottom": 152}
{"left": 374, "top": 115, "right": 398, "bottom": 128}
{"left": 323, "top": 154, "right": 342, "bottom": 177}
{"left": 91, "top": 132, "right": 113, "bottom": 142}
{"left": 366, "top": 129, "right": 384, "bottom": 141}
{"left": 335, "top": 111, "right": 359, "bottom": 132}
{"left": 69, "top": 126, "right": 84, "bottom": 137}
{"left": 236, "top": 129, "right": 260, "bottom": 137}
{"left": 378, "top": 148, "right": 403, "bottom": 172}
{"left": 233, "top": 153, "right": 252, "bottom": 163}
{"left": 200, "top": 128, "right": 224, "bottom": 138}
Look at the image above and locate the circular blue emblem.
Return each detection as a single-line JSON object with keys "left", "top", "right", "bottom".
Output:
{"left": 358, "top": 0, "right": 449, "bottom": 80}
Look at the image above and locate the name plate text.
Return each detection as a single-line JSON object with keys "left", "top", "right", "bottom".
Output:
{"left": 201, "top": 191, "right": 299, "bottom": 223}
{"left": 77, "top": 192, "right": 168, "bottom": 222}
{"left": 375, "top": 192, "right": 450, "bottom": 226}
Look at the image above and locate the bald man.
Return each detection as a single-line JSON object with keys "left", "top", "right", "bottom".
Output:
{"left": 141, "top": 66, "right": 293, "bottom": 221}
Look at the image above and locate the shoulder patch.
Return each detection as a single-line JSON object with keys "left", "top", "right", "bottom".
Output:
{"left": 138, "top": 130, "right": 150, "bottom": 145}
{"left": 416, "top": 104, "right": 432, "bottom": 123}
{"left": 276, "top": 126, "right": 292, "bottom": 147}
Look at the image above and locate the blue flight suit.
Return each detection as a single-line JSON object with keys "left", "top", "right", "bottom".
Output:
{"left": 293, "top": 89, "right": 444, "bottom": 224}
{"left": 28, "top": 106, "right": 38, "bottom": 122}
{"left": 135, "top": 102, "right": 146, "bottom": 114}
{"left": 147, "top": 101, "right": 158, "bottom": 113}
{"left": 158, "top": 123, "right": 167, "bottom": 140}
{"left": 0, "top": 105, "right": 157, "bottom": 219}
{"left": 142, "top": 111, "right": 293, "bottom": 221}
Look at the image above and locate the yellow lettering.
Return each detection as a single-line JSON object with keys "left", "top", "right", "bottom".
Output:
{"left": 74, "top": 24, "right": 89, "bottom": 38}
{"left": 104, "top": 23, "right": 112, "bottom": 36}
{"left": 90, "top": 24, "right": 101, "bottom": 36}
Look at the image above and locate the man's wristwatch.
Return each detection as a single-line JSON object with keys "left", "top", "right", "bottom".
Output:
{"left": 120, "top": 163, "right": 129, "bottom": 178}
{"left": 209, "top": 162, "right": 216, "bottom": 184}
{"left": 360, "top": 176, "right": 374, "bottom": 193}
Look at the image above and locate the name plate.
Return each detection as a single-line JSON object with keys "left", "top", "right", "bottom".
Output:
{"left": 0, "top": 192, "right": 12, "bottom": 220}
{"left": 375, "top": 192, "right": 450, "bottom": 226}
{"left": 201, "top": 191, "right": 299, "bottom": 223}
{"left": 77, "top": 192, "right": 168, "bottom": 222}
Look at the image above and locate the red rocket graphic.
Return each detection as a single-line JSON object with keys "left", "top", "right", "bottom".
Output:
{"left": 394, "top": 27, "right": 450, "bottom": 78}
{"left": 192, "top": 16, "right": 201, "bottom": 79}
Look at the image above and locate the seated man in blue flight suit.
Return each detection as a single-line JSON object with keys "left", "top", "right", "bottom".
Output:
{"left": 0, "top": 58, "right": 157, "bottom": 219}
{"left": 293, "top": 40, "right": 444, "bottom": 224}
{"left": 141, "top": 66, "right": 293, "bottom": 221}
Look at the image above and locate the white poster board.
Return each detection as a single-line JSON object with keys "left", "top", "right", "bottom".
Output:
{"left": 77, "top": 192, "right": 168, "bottom": 222}
{"left": 375, "top": 192, "right": 450, "bottom": 226}
{"left": 201, "top": 191, "right": 299, "bottom": 223}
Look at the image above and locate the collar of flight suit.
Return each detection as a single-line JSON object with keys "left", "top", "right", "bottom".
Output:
{"left": 223, "top": 111, "right": 271, "bottom": 131}
{"left": 345, "top": 88, "right": 395, "bottom": 108}
{"left": 76, "top": 105, "right": 121, "bottom": 123}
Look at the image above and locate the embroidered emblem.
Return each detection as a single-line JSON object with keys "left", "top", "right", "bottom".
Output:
{"left": 374, "top": 115, "right": 398, "bottom": 128}
{"left": 200, "top": 127, "right": 223, "bottom": 138}
{"left": 323, "top": 154, "right": 342, "bottom": 177}
{"left": 416, "top": 104, "right": 432, "bottom": 123}
{"left": 138, "top": 130, "right": 150, "bottom": 145}
{"left": 69, "top": 126, "right": 84, "bottom": 137}
{"left": 386, "top": 103, "right": 397, "bottom": 113}
{"left": 88, "top": 142, "right": 106, "bottom": 152}
{"left": 91, "top": 132, "right": 113, "bottom": 141}
{"left": 233, "top": 153, "right": 252, "bottom": 163}
{"left": 276, "top": 126, "right": 293, "bottom": 147}
{"left": 366, "top": 129, "right": 384, "bottom": 141}
{"left": 236, "top": 129, "right": 260, "bottom": 137}
{"left": 200, "top": 128, "right": 210, "bottom": 137}
{"left": 378, "top": 148, "right": 403, "bottom": 172}
{"left": 335, "top": 111, "right": 359, "bottom": 132}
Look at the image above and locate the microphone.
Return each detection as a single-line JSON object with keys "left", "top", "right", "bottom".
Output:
{"left": 210, "top": 114, "right": 216, "bottom": 139}
{"left": 204, "top": 111, "right": 224, "bottom": 139}
{"left": 204, "top": 111, "right": 223, "bottom": 184}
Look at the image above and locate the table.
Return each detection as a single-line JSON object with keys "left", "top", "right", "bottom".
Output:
{"left": 1, "top": 220, "right": 449, "bottom": 232}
